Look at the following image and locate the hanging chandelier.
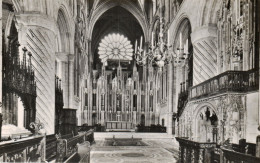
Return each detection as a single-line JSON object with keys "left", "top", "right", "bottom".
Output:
{"left": 134, "top": 16, "right": 189, "bottom": 70}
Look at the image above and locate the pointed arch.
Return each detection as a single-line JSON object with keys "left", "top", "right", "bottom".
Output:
{"left": 88, "top": 0, "right": 148, "bottom": 42}
{"left": 56, "top": 2, "right": 75, "bottom": 54}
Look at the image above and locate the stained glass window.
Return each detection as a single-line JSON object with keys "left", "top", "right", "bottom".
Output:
{"left": 98, "top": 33, "right": 133, "bottom": 63}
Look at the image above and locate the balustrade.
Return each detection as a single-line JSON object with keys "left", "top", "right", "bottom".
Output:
{"left": 188, "top": 69, "right": 259, "bottom": 100}
{"left": 177, "top": 137, "right": 260, "bottom": 163}
{"left": 177, "top": 69, "right": 259, "bottom": 118}
{"left": 176, "top": 137, "right": 216, "bottom": 163}
{"left": 0, "top": 136, "right": 45, "bottom": 162}
{"left": 0, "top": 129, "right": 94, "bottom": 162}
{"left": 220, "top": 147, "right": 260, "bottom": 163}
{"left": 46, "top": 134, "right": 57, "bottom": 161}
{"left": 56, "top": 129, "right": 94, "bottom": 162}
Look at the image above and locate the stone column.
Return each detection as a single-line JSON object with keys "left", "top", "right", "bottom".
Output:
{"left": 191, "top": 148, "right": 195, "bottom": 163}
{"left": 87, "top": 40, "right": 92, "bottom": 125}
{"left": 101, "top": 111, "right": 105, "bottom": 125}
{"left": 167, "top": 63, "right": 173, "bottom": 135}
{"left": 173, "top": 63, "right": 181, "bottom": 135}
{"left": 198, "top": 149, "right": 204, "bottom": 163}
{"left": 191, "top": 25, "right": 218, "bottom": 85}
{"left": 155, "top": 112, "right": 159, "bottom": 125}
{"left": 68, "top": 55, "right": 75, "bottom": 109}
{"left": 56, "top": 53, "right": 69, "bottom": 108}
{"left": 0, "top": 0, "right": 2, "bottom": 139}
{"left": 167, "top": 113, "right": 173, "bottom": 135}
{"left": 179, "top": 146, "right": 183, "bottom": 162}
{"left": 183, "top": 147, "right": 187, "bottom": 162}
{"left": 16, "top": 14, "right": 58, "bottom": 134}
{"left": 133, "top": 111, "right": 137, "bottom": 125}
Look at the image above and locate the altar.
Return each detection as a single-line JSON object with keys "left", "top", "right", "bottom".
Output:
{"left": 106, "top": 121, "right": 134, "bottom": 132}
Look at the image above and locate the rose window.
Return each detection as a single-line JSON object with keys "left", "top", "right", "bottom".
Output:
{"left": 98, "top": 33, "right": 133, "bottom": 63}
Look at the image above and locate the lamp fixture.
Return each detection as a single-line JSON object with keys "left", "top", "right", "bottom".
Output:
{"left": 134, "top": 16, "right": 189, "bottom": 70}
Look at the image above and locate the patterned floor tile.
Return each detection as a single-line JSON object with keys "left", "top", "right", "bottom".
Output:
{"left": 90, "top": 139, "right": 178, "bottom": 163}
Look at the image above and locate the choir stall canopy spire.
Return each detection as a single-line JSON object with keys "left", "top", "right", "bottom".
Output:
{"left": 3, "top": 36, "right": 37, "bottom": 97}
{"left": 2, "top": 35, "right": 37, "bottom": 139}
{"left": 98, "top": 33, "right": 134, "bottom": 66}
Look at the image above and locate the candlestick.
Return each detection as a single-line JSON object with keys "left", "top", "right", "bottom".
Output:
{"left": 236, "top": 0, "right": 240, "bottom": 23}
{"left": 167, "top": 29, "right": 170, "bottom": 47}
{"left": 180, "top": 32, "right": 182, "bottom": 49}
{"left": 184, "top": 42, "right": 186, "bottom": 54}
{"left": 238, "top": 0, "right": 240, "bottom": 20}
{"left": 184, "top": 39, "right": 187, "bottom": 54}
{"left": 160, "top": 1, "right": 162, "bottom": 17}
{"left": 140, "top": 36, "right": 143, "bottom": 50}
{"left": 186, "top": 39, "right": 189, "bottom": 53}
{"left": 135, "top": 40, "right": 137, "bottom": 54}
{"left": 152, "top": 32, "right": 154, "bottom": 47}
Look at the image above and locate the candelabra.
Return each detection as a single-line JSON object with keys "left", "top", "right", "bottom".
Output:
{"left": 134, "top": 17, "right": 189, "bottom": 70}
{"left": 134, "top": 36, "right": 147, "bottom": 66}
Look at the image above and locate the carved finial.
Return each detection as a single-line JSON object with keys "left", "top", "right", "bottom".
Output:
{"left": 29, "top": 119, "right": 44, "bottom": 135}
{"left": 22, "top": 47, "right": 27, "bottom": 52}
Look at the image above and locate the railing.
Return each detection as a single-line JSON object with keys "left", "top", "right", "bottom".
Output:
{"left": 188, "top": 69, "right": 259, "bottom": 100}
{"left": 230, "top": 140, "right": 256, "bottom": 156}
{"left": 246, "top": 142, "right": 256, "bottom": 156}
{"left": 78, "top": 124, "right": 105, "bottom": 132}
{"left": 78, "top": 126, "right": 95, "bottom": 132}
{"left": 177, "top": 137, "right": 260, "bottom": 163}
{"left": 56, "top": 129, "right": 94, "bottom": 162}
{"left": 61, "top": 133, "right": 74, "bottom": 139}
{"left": 213, "top": 146, "right": 221, "bottom": 163}
{"left": 176, "top": 137, "right": 216, "bottom": 163}
{"left": 46, "top": 134, "right": 57, "bottom": 161}
{"left": 221, "top": 147, "right": 260, "bottom": 163}
{"left": 66, "top": 133, "right": 85, "bottom": 159}
{"left": 0, "top": 129, "right": 94, "bottom": 162}
{"left": 0, "top": 136, "right": 44, "bottom": 162}
{"left": 177, "top": 69, "right": 259, "bottom": 118}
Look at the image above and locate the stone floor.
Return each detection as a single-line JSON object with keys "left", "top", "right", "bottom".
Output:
{"left": 90, "top": 132, "right": 179, "bottom": 163}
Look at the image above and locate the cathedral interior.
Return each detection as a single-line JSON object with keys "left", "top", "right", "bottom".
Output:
{"left": 0, "top": 0, "right": 260, "bottom": 162}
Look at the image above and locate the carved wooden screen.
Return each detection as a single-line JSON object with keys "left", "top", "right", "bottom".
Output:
{"left": 2, "top": 33, "right": 37, "bottom": 136}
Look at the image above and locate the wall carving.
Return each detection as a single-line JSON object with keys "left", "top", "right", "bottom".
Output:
{"left": 178, "top": 93, "right": 246, "bottom": 144}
